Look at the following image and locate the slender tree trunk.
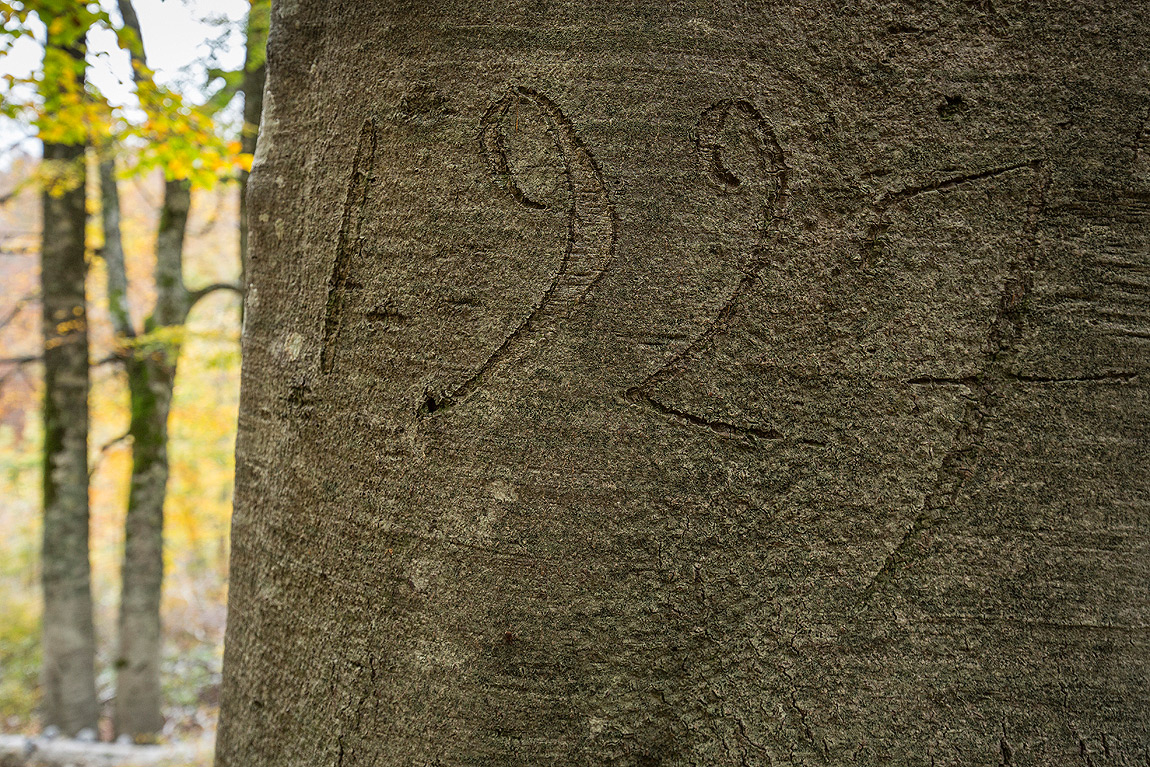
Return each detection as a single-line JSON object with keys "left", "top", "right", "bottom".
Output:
{"left": 219, "top": 3, "right": 1149, "bottom": 765}
{"left": 113, "top": 352, "right": 176, "bottom": 740}
{"left": 103, "top": 2, "right": 199, "bottom": 739}
{"left": 239, "top": 0, "right": 268, "bottom": 297}
{"left": 98, "top": 156, "right": 132, "bottom": 338}
{"left": 112, "top": 179, "right": 190, "bottom": 741}
{"left": 39, "top": 22, "right": 98, "bottom": 738}
{"left": 104, "top": 2, "right": 244, "bottom": 733}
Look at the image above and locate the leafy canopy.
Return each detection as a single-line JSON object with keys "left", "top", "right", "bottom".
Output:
{"left": 1, "top": 0, "right": 253, "bottom": 187}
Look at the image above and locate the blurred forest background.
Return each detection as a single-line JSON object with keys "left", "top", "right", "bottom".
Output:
{"left": 0, "top": 0, "right": 265, "bottom": 749}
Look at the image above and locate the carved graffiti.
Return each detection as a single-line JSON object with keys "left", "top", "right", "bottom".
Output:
{"left": 624, "top": 99, "right": 790, "bottom": 439}
{"left": 321, "top": 118, "right": 378, "bottom": 374}
{"left": 419, "top": 86, "right": 617, "bottom": 415}
{"left": 860, "top": 159, "right": 1051, "bottom": 600}
{"left": 318, "top": 90, "right": 1054, "bottom": 470}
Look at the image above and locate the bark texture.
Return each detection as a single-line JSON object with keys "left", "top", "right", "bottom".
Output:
{"left": 219, "top": 2, "right": 1150, "bottom": 765}
{"left": 39, "top": 31, "right": 98, "bottom": 737}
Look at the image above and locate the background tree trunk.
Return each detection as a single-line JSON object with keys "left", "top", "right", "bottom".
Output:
{"left": 218, "top": 2, "right": 1149, "bottom": 765}
{"left": 39, "top": 20, "right": 98, "bottom": 738}
{"left": 112, "top": 178, "right": 190, "bottom": 741}
{"left": 238, "top": 0, "right": 269, "bottom": 299}
{"left": 102, "top": 2, "right": 201, "bottom": 738}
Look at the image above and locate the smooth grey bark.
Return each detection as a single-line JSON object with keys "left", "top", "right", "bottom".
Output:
{"left": 39, "top": 24, "right": 99, "bottom": 738}
{"left": 219, "top": 2, "right": 1149, "bottom": 765}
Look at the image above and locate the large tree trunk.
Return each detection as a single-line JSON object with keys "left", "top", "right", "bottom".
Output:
{"left": 39, "top": 24, "right": 98, "bottom": 738}
{"left": 218, "top": 3, "right": 1150, "bottom": 765}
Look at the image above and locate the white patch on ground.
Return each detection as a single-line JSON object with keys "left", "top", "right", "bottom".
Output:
{"left": 0, "top": 733, "right": 213, "bottom": 767}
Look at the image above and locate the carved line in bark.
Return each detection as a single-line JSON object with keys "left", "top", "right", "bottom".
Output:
{"left": 321, "top": 118, "right": 378, "bottom": 374}
{"left": 858, "top": 160, "right": 1036, "bottom": 267}
{"left": 419, "top": 86, "right": 617, "bottom": 416}
{"left": 624, "top": 99, "right": 790, "bottom": 441}
{"left": 861, "top": 159, "right": 1051, "bottom": 601}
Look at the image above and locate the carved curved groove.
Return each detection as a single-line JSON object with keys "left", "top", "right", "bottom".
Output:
{"left": 421, "top": 86, "right": 617, "bottom": 416}
{"left": 697, "top": 99, "right": 788, "bottom": 202}
{"left": 627, "top": 100, "right": 789, "bottom": 439}
{"left": 321, "top": 118, "right": 378, "bottom": 374}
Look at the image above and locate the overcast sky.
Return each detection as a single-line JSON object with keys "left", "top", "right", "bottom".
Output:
{"left": 2, "top": 0, "right": 250, "bottom": 158}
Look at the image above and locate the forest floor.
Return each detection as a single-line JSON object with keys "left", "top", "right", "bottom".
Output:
{"left": 0, "top": 732, "right": 213, "bottom": 767}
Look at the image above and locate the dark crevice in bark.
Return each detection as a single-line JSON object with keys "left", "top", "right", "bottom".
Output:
{"left": 905, "top": 374, "right": 981, "bottom": 386}
{"left": 624, "top": 388, "right": 784, "bottom": 443}
{"left": 1005, "top": 371, "right": 1137, "bottom": 384}
{"left": 874, "top": 160, "right": 1036, "bottom": 207}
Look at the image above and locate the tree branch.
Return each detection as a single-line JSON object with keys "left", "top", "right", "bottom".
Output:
{"left": 0, "top": 356, "right": 40, "bottom": 393}
{"left": 89, "top": 430, "right": 132, "bottom": 479}
{"left": 188, "top": 282, "right": 244, "bottom": 310}
{"left": 116, "top": 0, "right": 149, "bottom": 81}
{"left": 0, "top": 294, "right": 36, "bottom": 331}
{"left": 0, "top": 355, "right": 41, "bottom": 366}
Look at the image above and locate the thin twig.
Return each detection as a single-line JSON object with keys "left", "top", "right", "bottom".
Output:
{"left": 0, "top": 355, "right": 41, "bottom": 366}
{"left": 89, "top": 430, "right": 132, "bottom": 479}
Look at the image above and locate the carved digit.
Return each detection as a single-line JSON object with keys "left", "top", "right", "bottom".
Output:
{"left": 321, "top": 118, "right": 378, "bottom": 374}
{"left": 421, "top": 87, "right": 617, "bottom": 415}
{"left": 626, "top": 100, "right": 789, "bottom": 439}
